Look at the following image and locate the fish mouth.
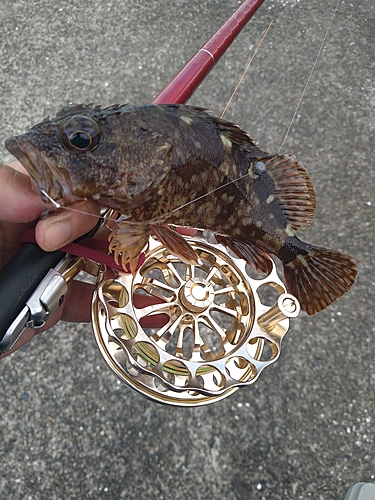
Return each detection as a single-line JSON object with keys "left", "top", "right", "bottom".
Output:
{"left": 5, "top": 136, "right": 65, "bottom": 204}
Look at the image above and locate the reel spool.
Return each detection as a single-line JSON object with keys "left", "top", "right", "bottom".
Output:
{"left": 92, "top": 231, "right": 300, "bottom": 406}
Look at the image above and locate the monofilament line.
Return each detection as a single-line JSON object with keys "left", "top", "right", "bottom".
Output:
{"left": 40, "top": 189, "right": 61, "bottom": 208}
{"left": 38, "top": 3, "right": 341, "bottom": 226}
{"left": 221, "top": 20, "right": 274, "bottom": 119}
{"left": 175, "top": 2, "right": 341, "bottom": 210}
{"left": 171, "top": 172, "right": 252, "bottom": 213}
{"left": 40, "top": 189, "right": 108, "bottom": 220}
{"left": 277, "top": 0, "right": 341, "bottom": 153}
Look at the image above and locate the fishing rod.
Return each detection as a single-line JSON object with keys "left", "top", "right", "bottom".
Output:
{"left": 0, "top": 0, "right": 266, "bottom": 354}
{"left": 153, "top": 0, "right": 266, "bottom": 104}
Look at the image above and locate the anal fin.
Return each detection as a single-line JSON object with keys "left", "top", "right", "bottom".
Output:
{"left": 216, "top": 235, "right": 272, "bottom": 275}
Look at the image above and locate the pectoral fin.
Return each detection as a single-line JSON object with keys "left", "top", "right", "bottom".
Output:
{"left": 109, "top": 221, "right": 150, "bottom": 273}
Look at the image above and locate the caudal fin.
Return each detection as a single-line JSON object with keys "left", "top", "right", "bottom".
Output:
{"left": 283, "top": 246, "right": 360, "bottom": 315}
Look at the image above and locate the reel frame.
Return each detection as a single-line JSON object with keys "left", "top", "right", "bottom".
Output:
{"left": 92, "top": 231, "right": 299, "bottom": 406}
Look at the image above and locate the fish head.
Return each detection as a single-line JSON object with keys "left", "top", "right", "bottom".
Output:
{"left": 5, "top": 104, "right": 172, "bottom": 211}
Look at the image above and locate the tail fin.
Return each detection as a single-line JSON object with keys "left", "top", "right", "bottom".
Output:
{"left": 283, "top": 246, "right": 360, "bottom": 315}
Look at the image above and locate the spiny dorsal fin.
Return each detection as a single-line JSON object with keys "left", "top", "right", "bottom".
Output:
{"left": 172, "top": 105, "right": 264, "bottom": 153}
{"left": 265, "top": 154, "right": 316, "bottom": 232}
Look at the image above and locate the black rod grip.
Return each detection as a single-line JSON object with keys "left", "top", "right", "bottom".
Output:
{"left": 0, "top": 243, "right": 66, "bottom": 340}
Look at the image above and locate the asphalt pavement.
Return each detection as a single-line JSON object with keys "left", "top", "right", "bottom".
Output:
{"left": 0, "top": 1, "right": 374, "bottom": 499}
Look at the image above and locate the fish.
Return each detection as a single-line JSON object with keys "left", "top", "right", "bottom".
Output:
{"left": 5, "top": 103, "right": 360, "bottom": 315}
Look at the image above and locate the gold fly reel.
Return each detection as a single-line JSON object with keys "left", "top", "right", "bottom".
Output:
{"left": 91, "top": 231, "right": 300, "bottom": 406}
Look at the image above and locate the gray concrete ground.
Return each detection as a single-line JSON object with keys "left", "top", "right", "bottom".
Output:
{"left": 0, "top": 0, "right": 374, "bottom": 498}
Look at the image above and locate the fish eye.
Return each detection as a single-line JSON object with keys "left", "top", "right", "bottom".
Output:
{"left": 60, "top": 115, "right": 102, "bottom": 153}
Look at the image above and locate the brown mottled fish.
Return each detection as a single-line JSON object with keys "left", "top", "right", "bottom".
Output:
{"left": 6, "top": 103, "right": 360, "bottom": 315}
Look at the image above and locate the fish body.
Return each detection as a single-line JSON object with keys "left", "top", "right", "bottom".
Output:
{"left": 6, "top": 103, "right": 359, "bottom": 315}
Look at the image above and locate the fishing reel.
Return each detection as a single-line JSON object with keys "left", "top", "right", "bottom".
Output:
{"left": 91, "top": 230, "right": 300, "bottom": 406}
{"left": 0, "top": 224, "right": 300, "bottom": 406}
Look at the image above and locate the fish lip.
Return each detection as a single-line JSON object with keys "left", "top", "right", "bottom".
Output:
{"left": 5, "top": 136, "right": 64, "bottom": 202}
{"left": 5, "top": 137, "right": 43, "bottom": 183}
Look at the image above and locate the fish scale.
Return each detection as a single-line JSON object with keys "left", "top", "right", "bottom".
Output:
{"left": 5, "top": 102, "right": 360, "bottom": 315}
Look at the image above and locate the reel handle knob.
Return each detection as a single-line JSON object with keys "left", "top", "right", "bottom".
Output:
{"left": 258, "top": 293, "right": 300, "bottom": 332}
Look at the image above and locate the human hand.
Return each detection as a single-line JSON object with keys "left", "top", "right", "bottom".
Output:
{"left": 0, "top": 161, "right": 196, "bottom": 358}
{"left": 0, "top": 160, "right": 103, "bottom": 357}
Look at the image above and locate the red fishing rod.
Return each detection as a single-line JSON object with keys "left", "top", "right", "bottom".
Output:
{"left": 0, "top": 0, "right": 266, "bottom": 353}
{"left": 153, "top": 0, "right": 266, "bottom": 104}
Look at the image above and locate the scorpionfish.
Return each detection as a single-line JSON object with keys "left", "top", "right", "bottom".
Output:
{"left": 6, "top": 103, "right": 360, "bottom": 315}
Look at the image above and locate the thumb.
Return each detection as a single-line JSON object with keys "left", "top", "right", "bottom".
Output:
{"left": 35, "top": 200, "right": 101, "bottom": 251}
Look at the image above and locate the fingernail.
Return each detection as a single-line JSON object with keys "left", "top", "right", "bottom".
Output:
{"left": 43, "top": 220, "right": 73, "bottom": 251}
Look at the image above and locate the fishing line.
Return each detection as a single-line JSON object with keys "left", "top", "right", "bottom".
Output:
{"left": 221, "top": 20, "right": 274, "bottom": 119}
{"left": 41, "top": 189, "right": 163, "bottom": 225}
{"left": 170, "top": 0, "right": 342, "bottom": 213}
{"left": 40, "top": 189, "right": 114, "bottom": 221}
{"left": 41, "top": 1, "right": 340, "bottom": 227}
{"left": 170, "top": 171, "right": 255, "bottom": 213}
{"left": 41, "top": 189, "right": 106, "bottom": 218}
{"left": 277, "top": 0, "right": 342, "bottom": 153}
{"left": 39, "top": 24, "right": 275, "bottom": 225}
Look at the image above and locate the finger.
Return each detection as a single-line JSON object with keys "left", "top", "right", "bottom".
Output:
{"left": 175, "top": 226, "right": 197, "bottom": 236}
{"left": 35, "top": 200, "right": 101, "bottom": 251}
{"left": 6, "top": 160, "right": 29, "bottom": 174}
{"left": 0, "top": 162, "right": 44, "bottom": 223}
